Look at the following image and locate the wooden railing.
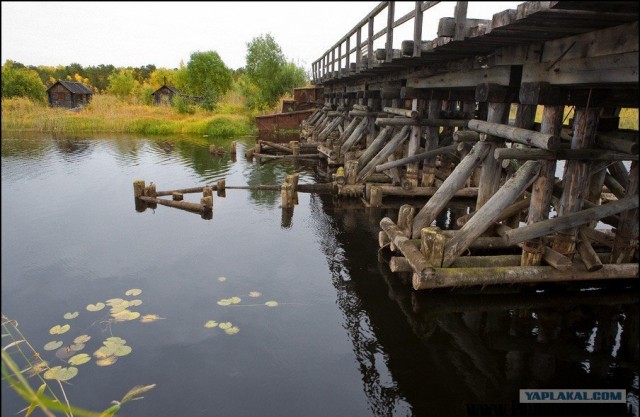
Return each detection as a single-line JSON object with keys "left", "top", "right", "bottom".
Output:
{"left": 311, "top": 1, "right": 472, "bottom": 83}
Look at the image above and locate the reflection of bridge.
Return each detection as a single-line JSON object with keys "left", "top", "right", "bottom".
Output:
{"left": 309, "top": 191, "right": 638, "bottom": 416}
{"left": 302, "top": 1, "right": 638, "bottom": 289}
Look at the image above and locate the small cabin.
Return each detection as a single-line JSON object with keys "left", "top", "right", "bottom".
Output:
{"left": 47, "top": 80, "right": 93, "bottom": 108}
{"left": 152, "top": 85, "right": 181, "bottom": 106}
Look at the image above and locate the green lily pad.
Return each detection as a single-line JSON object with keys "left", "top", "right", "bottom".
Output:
{"left": 204, "top": 320, "right": 218, "bottom": 328}
{"left": 63, "top": 312, "right": 79, "bottom": 320}
{"left": 125, "top": 288, "right": 142, "bottom": 296}
{"left": 43, "top": 366, "right": 78, "bottom": 381}
{"left": 128, "top": 299, "right": 143, "bottom": 307}
{"left": 140, "top": 314, "right": 162, "bottom": 323}
{"left": 249, "top": 291, "right": 262, "bottom": 298}
{"left": 219, "top": 322, "right": 232, "bottom": 330}
{"left": 111, "top": 345, "right": 132, "bottom": 357}
{"left": 224, "top": 326, "right": 240, "bottom": 335}
{"left": 105, "top": 337, "right": 126, "bottom": 345}
{"left": 95, "top": 355, "right": 118, "bottom": 367}
{"left": 217, "top": 298, "right": 232, "bottom": 306}
{"left": 217, "top": 277, "right": 226, "bottom": 282}
{"left": 265, "top": 301, "right": 279, "bottom": 307}
{"left": 94, "top": 346, "right": 113, "bottom": 359}
{"left": 230, "top": 297, "right": 241, "bottom": 304}
{"left": 43, "top": 341, "right": 63, "bottom": 351}
{"left": 69, "top": 343, "right": 85, "bottom": 352}
{"left": 74, "top": 335, "right": 91, "bottom": 344}
{"left": 111, "top": 310, "right": 140, "bottom": 322}
{"left": 68, "top": 353, "right": 91, "bottom": 366}
{"left": 55, "top": 346, "right": 76, "bottom": 360}
{"left": 49, "top": 324, "right": 70, "bottom": 335}
{"left": 86, "top": 302, "right": 105, "bottom": 312}
{"left": 110, "top": 302, "right": 131, "bottom": 314}
{"left": 105, "top": 298, "right": 125, "bottom": 306}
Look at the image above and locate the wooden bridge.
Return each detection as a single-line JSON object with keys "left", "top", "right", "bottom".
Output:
{"left": 298, "top": 1, "right": 639, "bottom": 290}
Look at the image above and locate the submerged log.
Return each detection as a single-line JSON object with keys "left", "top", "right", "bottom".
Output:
{"left": 253, "top": 152, "right": 321, "bottom": 160}
{"left": 259, "top": 140, "right": 293, "bottom": 154}
{"left": 139, "top": 195, "right": 208, "bottom": 213}
{"left": 412, "top": 263, "right": 638, "bottom": 290}
{"left": 390, "top": 254, "right": 522, "bottom": 272}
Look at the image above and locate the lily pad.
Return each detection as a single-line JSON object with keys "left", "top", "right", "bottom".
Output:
{"left": 105, "top": 337, "right": 126, "bottom": 345}
{"left": 63, "top": 312, "right": 79, "bottom": 320}
{"left": 219, "top": 322, "right": 232, "bottom": 330}
{"left": 204, "top": 320, "right": 218, "bottom": 328}
{"left": 125, "top": 289, "right": 142, "bottom": 296}
{"left": 140, "top": 314, "right": 162, "bottom": 323}
{"left": 94, "top": 347, "right": 114, "bottom": 359}
{"left": 110, "top": 302, "right": 131, "bottom": 314}
{"left": 229, "top": 297, "right": 241, "bottom": 304}
{"left": 265, "top": 301, "right": 279, "bottom": 307}
{"left": 224, "top": 326, "right": 240, "bottom": 335}
{"left": 217, "top": 277, "right": 226, "bottom": 282}
{"left": 49, "top": 324, "right": 70, "bottom": 335}
{"left": 74, "top": 335, "right": 91, "bottom": 344}
{"left": 95, "top": 355, "right": 118, "bottom": 367}
{"left": 105, "top": 298, "right": 125, "bottom": 307}
{"left": 248, "top": 291, "right": 262, "bottom": 298}
{"left": 55, "top": 346, "right": 76, "bottom": 360}
{"left": 86, "top": 302, "right": 105, "bottom": 312}
{"left": 43, "top": 341, "right": 63, "bottom": 351}
{"left": 217, "top": 299, "right": 232, "bottom": 306}
{"left": 69, "top": 343, "right": 85, "bottom": 352}
{"left": 43, "top": 366, "right": 78, "bottom": 381}
{"left": 128, "top": 299, "right": 143, "bottom": 307}
{"left": 111, "top": 310, "right": 140, "bottom": 322}
{"left": 68, "top": 353, "right": 91, "bottom": 366}
{"left": 111, "top": 345, "right": 132, "bottom": 357}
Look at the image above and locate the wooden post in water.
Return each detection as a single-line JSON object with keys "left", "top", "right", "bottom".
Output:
{"left": 552, "top": 107, "right": 600, "bottom": 256}
{"left": 144, "top": 183, "right": 157, "bottom": 198}
{"left": 281, "top": 183, "right": 294, "bottom": 209}
{"left": 424, "top": 107, "right": 445, "bottom": 189}
{"left": 217, "top": 179, "right": 226, "bottom": 197}
{"left": 133, "top": 180, "right": 145, "bottom": 198}
{"left": 172, "top": 192, "right": 183, "bottom": 201}
{"left": 521, "top": 104, "right": 563, "bottom": 266}
{"left": 611, "top": 161, "right": 639, "bottom": 263}
{"left": 411, "top": 142, "right": 492, "bottom": 238}
{"left": 290, "top": 141, "right": 300, "bottom": 156}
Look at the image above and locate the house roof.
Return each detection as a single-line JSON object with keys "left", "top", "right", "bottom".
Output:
{"left": 152, "top": 85, "right": 181, "bottom": 95}
{"left": 48, "top": 80, "right": 93, "bottom": 94}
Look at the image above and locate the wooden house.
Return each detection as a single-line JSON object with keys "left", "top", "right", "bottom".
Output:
{"left": 152, "top": 85, "right": 181, "bottom": 106}
{"left": 47, "top": 80, "right": 93, "bottom": 108}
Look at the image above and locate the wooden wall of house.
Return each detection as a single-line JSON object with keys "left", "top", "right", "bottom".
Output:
{"left": 153, "top": 87, "right": 174, "bottom": 106}
{"left": 48, "top": 84, "right": 73, "bottom": 108}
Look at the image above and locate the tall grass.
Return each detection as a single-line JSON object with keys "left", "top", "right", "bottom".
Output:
{"left": 1, "top": 95, "right": 258, "bottom": 137}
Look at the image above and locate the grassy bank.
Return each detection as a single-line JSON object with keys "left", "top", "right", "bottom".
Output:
{"left": 1, "top": 95, "right": 258, "bottom": 137}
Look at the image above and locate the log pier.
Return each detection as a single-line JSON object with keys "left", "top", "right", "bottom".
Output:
{"left": 300, "top": 1, "right": 638, "bottom": 289}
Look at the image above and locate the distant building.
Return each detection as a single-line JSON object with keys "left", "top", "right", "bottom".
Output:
{"left": 47, "top": 80, "right": 93, "bottom": 108}
{"left": 152, "top": 84, "right": 181, "bottom": 106}
{"left": 151, "top": 84, "right": 201, "bottom": 106}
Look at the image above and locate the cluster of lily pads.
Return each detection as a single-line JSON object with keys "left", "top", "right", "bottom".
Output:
{"left": 40, "top": 288, "right": 163, "bottom": 382}
{"left": 203, "top": 277, "right": 281, "bottom": 334}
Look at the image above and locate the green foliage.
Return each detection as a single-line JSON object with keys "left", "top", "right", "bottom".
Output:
{"left": 183, "top": 51, "right": 233, "bottom": 110}
{"left": 107, "top": 69, "right": 139, "bottom": 100}
{"left": 148, "top": 68, "right": 178, "bottom": 90}
{"left": 244, "top": 33, "right": 308, "bottom": 110}
{"left": 172, "top": 94, "right": 196, "bottom": 115}
{"left": 1, "top": 61, "right": 47, "bottom": 103}
{"left": 136, "top": 83, "right": 156, "bottom": 105}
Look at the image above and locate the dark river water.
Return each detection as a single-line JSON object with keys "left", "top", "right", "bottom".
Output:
{"left": 1, "top": 132, "right": 638, "bottom": 417}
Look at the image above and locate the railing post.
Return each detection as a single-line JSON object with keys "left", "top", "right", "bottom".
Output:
{"left": 346, "top": 36, "right": 350, "bottom": 71}
{"left": 356, "top": 26, "right": 362, "bottom": 72}
{"left": 453, "top": 1, "right": 468, "bottom": 41}
{"left": 368, "top": 16, "right": 374, "bottom": 67}
{"left": 385, "top": 1, "right": 395, "bottom": 63}
{"left": 331, "top": 48, "right": 335, "bottom": 76}
{"left": 413, "top": 1, "right": 423, "bottom": 57}
{"left": 338, "top": 43, "right": 342, "bottom": 78}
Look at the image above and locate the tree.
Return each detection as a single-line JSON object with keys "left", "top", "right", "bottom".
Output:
{"left": 107, "top": 69, "right": 139, "bottom": 100}
{"left": 183, "top": 51, "right": 233, "bottom": 110}
{"left": 1, "top": 61, "right": 47, "bottom": 103}
{"left": 244, "top": 33, "right": 308, "bottom": 110}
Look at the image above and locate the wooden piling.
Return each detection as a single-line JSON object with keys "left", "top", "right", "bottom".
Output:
{"left": 217, "top": 179, "right": 226, "bottom": 197}
{"left": 411, "top": 142, "right": 492, "bottom": 238}
{"left": 281, "top": 183, "right": 294, "bottom": 208}
{"left": 289, "top": 141, "right": 300, "bottom": 156}
{"left": 139, "top": 195, "right": 208, "bottom": 213}
{"left": 200, "top": 196, "right": 213, "bottom": 209}
{"left": 133, "top": 180, "right": 145, "bottom": 198}
{"left": 172, "top": 192, "right": 183, "bottom": 201}
{"left": 611, "top": 161, "right": 639, "bottom": 263}
{"left": 475, "top": 103, "right": 509, "bottom": 210}
{"left": 144, "top": 183, "right": 157, "bottom": 198}
{"left": 576, "top": 229, "right": 603, "bottom": 272}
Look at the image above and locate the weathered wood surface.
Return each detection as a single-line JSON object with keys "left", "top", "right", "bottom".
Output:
{"left": 380, "top": 217, "right": 433, "bottom": 282}
{"left": 469, "top": 120, "right": 561, "bottom": 150}
{"left": 139, "top": 195, "right": 208, "bottom": 213}
{"left": 357, "top": 126, "right": 410, "bottom": 181}
{"left": 495, "top": 148, "right": 638, "bottom": 161}
{"left": 375, "top": 144, "right": 458, "bottom": 172}
{"left": 412, "top": 264, "right": 639, "bottom": 290}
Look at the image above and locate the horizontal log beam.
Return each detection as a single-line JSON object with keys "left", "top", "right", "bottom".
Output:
{"left": 413, "top": 263, "right": 639, "bottom": 290}
{"left": 376, "top": 144, "right": 458, "bottom": 172}
{"left": 469, "top": 119, "right": 561, "bottom": 150}
{"left": 376, "top": 118, "right": 469, "bottom": 128}
{"left": 495, "top": 148, "right": 638, "bottom": 161}
{"left": 502, "top": 195, "right": 639, "bottom": 246}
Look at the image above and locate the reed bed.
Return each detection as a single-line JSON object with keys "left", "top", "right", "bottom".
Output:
{"left": 1, "top": 95, "right": 257, "bottom": 137}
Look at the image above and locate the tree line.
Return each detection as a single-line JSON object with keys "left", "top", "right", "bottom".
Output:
{"left": 1, "top": 34, "right": 308, "bottom": 111}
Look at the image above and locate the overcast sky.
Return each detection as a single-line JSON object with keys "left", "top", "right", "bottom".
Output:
{"left": 2, "top": 2, "right": 522, "bottom": 71}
